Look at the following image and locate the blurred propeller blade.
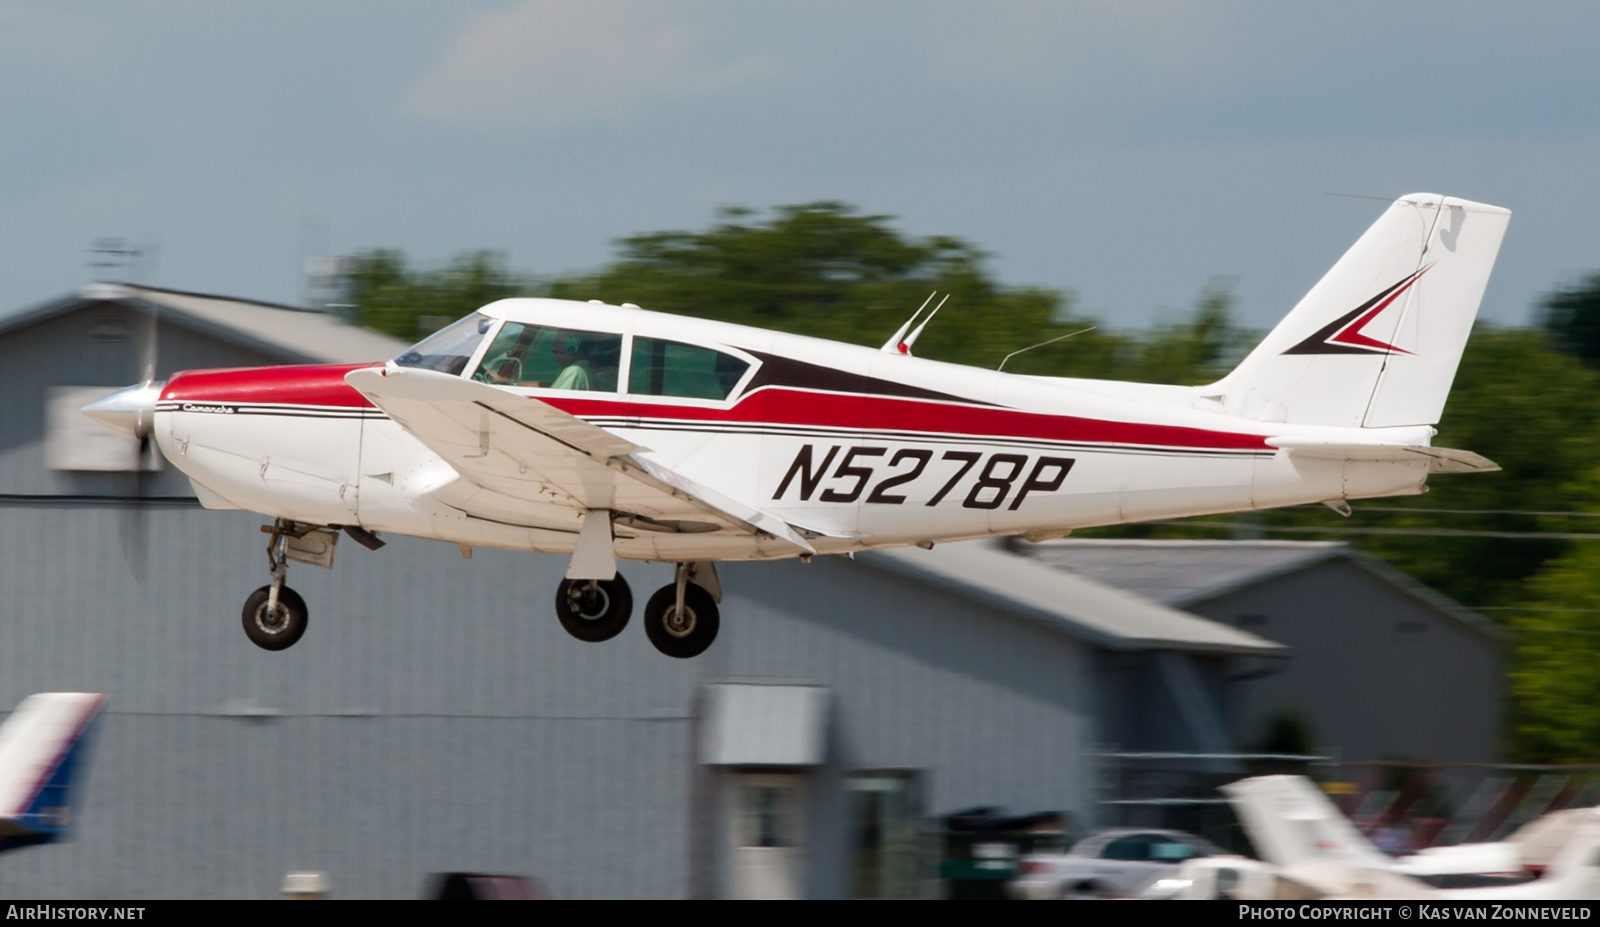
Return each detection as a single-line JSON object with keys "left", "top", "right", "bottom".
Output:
{"left": 124, "top": 300, "right": 159, "bottom": 582}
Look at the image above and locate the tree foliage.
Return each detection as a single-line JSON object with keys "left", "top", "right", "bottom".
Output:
{"left": 1541, "top": 272, "right": 1600, "bottom": 367}
{"left": 543, "top": 202, "right": 1247, "bottom": 385}
{"left": 343, "top": 249, "right": 533, "bottom": 339}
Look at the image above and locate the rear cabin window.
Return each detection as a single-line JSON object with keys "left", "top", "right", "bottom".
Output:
{"left": 628, "top": 337, "right": 749, "bottom": 401}
{"left": 472, "top": 323, "right": 622, "bottom": 393}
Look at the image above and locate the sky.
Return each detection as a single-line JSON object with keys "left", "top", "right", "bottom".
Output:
{"left": 2, "top": 1, "right": 1598, "bottom": 330}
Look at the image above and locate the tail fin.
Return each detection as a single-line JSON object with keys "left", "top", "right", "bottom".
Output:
{"left": 0, "top": 693, "right": 105, "bottom": 852}
{"left": 1221, "top": 775, "right": 1393, "bottom": 869}
{"left": 1208, "top": 194, "right": 1510, "bottom": 428}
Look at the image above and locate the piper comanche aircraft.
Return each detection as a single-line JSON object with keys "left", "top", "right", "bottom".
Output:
{"left": 84, "top": 193, "right": 1508, "bottom": 658}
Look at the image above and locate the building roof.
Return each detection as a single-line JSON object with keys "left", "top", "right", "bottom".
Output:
{"left": 1006, "top": 538, "right": 1506, "bottom": 643}
{"left": 0, "top": 283, "right": 409, "bottom": 364}
{"left": 1010, "top": 539, "right": 1345, "bottom": 607}
{"left": 860, "top": 540, "right": 1288, "bottom": 657}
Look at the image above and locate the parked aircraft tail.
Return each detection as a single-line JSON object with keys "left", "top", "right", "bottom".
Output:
{"left": 1221, "top": 774, "right": 1393, "bottom": 870}
{"left": 0, "top": 693, "right": 105, "bottom": 852}
{"left": 1207, "top": 194, "right": 1510, "bottom": 429}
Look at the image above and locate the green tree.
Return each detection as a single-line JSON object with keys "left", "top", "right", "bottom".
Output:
{"left": 1509, "top": 542, "right": 1600, "bottom": 763}
{"left": 544, "top": 201, "right": 1258, "bottom": 386}
{"left": 1541, "top": 272, "right": 1600, "bottom": 367}
{"left": 344, "top": 249, "right": 533, "bottom": 340}
{"left": 546, "top": 202, "right": 1096, "bottom": 371}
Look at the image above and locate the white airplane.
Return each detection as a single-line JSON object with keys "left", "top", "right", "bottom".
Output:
{"left": 0, "top": 693, "right": 105, "bottom": 852}
{"left": 1222, "top": 775, "right": 1600, "bottom": 899}
{"left": 84, "top": 193, "right": 1508, "bottom": 657}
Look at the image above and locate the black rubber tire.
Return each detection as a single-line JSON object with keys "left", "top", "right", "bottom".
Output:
{"left": 555, "top": 576, "right": 633, "bottom": 642}
{"left": 241, "top": 585, "right": 309, "bottom": 651}
{"left": 643, "top": 583, "right": 719, "bottom": 659}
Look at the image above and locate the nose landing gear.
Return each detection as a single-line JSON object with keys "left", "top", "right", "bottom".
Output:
{"left": 242, "top": 522, "right": 310, "bottom": 651}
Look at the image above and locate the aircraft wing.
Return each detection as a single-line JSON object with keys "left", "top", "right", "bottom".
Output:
{"left": 345, "top": 366, "right": 814, "bottom": 554}
{"left": 0, "top": 693, "right": 105, "bottom": 852}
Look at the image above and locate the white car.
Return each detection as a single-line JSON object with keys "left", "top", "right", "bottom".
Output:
{"left": 1008, "top": 829, "right": 1226, "bottom": 899}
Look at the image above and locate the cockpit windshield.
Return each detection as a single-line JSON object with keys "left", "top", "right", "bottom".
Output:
{"left": 394, "top": 313, "right": 493, "bottom": 376}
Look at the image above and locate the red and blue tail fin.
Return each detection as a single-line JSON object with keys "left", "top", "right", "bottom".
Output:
{"left": 0, "top": 693, "right": 106, "bottom": 852}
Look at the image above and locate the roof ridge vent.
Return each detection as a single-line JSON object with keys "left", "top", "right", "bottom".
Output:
{"left": 79, "top": 283, "right": 133, "bottom": 302}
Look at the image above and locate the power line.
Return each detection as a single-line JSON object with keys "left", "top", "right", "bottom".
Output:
{"left": 1477, "top": 606, "right": 1600, "bottom": 613}
{"left": 1349, "top": 505, "right": 1600, "bottom": 519}
{"left": 1150, "top": 520, "right": 1600, "bottom": 540}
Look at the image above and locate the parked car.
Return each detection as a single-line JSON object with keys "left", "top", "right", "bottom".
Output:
{"left": 1008, "top": 828, "right": 1225, "bottom": 899}
{"left": 1137, "top": 855, "right": 1281, "bottom": 900}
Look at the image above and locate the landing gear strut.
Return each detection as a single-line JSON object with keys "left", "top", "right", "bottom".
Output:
{"left": 643, "top": 563, "right": 720, "bottom": 659}
{"left": 554, "top": 576, "right": 633, "bottom": 642}
{"left": 242, "top": 519, "right": 310, "bottom": 651}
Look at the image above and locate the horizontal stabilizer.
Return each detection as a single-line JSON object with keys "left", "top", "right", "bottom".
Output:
{"left": 1268, "top": 438, "right": 1500, "bottom": 474}
{"left": 0, "top": 693, "right": 106, "bottom": 852}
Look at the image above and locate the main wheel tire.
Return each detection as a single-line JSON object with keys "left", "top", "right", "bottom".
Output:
{"left": 241, "top": 585, "right": 309, "bottom": 651}
{"left": 555, "top": 576, "right": 633, "bottom": 642}
{"left": 643, "top": 583, "right": 719, "bottom": 659}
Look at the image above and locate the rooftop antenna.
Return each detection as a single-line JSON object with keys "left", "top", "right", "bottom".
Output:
{"left": 86, "top": 237, "right": 157, "bottom": 285}
{"left": 879, "top": 291, "right": 949, "bottom": 356}
{"left": 997, "top": 327, "right": 1095, "bottom": 372}
{"left": 87, "top": 238, "right": 136, "bottom": 281}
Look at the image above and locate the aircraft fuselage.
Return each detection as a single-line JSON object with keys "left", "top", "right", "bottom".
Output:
{"left": 150, "top": 298, "right": 1432, "bottom": 562}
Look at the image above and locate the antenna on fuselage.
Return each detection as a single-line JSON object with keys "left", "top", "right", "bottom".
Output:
{"left": 997, "top": 327, "right": 1096, "bottom": 372}
{"left": 879, "top": 291, "right": 949, "bottom": 356}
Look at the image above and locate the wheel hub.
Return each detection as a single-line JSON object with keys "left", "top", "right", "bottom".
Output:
{"left": 255, "top": 603, "right": 290, "bottom": 634}
{"left": 663, "top": 605, "right": 697, "bottom": 638}
{"left": 567, "top": 586, "right": 611, "bottom": 621}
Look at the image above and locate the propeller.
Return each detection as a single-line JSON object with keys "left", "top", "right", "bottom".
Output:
{"left": 124, "top": 298, "right": 160, "bottom": 580}
{"left": 82, "top": 298, "right": 164, "bottom": 581}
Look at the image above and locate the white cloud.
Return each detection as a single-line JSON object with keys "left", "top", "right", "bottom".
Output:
{"left": 403, "top": 0, "right": 773, "bottom": 129}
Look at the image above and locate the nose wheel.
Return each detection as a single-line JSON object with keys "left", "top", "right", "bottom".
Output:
{"left": 643, "top": 567, "right": 720, "bottom": 659}
{"left": 242, "top": 584, "right": 308, "bottom": 651}
{"left": 554, "top": 576, "right": 633, "bottom": 642}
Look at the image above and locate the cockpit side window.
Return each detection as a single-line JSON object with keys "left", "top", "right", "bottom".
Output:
{"left": 394, "top": 313, "right": 493, "bottom": 376}
{"left": 628, "top": 337, "right": 750, "bottom": 401}
{"left": 473, "top": 322, "right": 622, "bottom": 393}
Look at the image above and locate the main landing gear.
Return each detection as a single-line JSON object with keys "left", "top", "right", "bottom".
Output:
{"left": 555, "top": 576, "right": 633, "bottom": 642}
{"left": 552, "top": 562, "right": 721, "bottom": 659}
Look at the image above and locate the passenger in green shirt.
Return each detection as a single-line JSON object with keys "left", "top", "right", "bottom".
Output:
{"left": 550, "top": 332, "right": 593, "bottom": 391}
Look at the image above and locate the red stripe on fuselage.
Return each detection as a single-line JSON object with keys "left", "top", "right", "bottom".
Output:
{"left": 162, "top": 363, "right": 1271, "bottom": 452}
{"left": 553, "top": 390, "right": 1272, "bottom": 452}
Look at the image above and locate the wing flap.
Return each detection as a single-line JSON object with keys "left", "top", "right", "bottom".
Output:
{"left": 346, "top": 366, "right": 814, "bottom": 554}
